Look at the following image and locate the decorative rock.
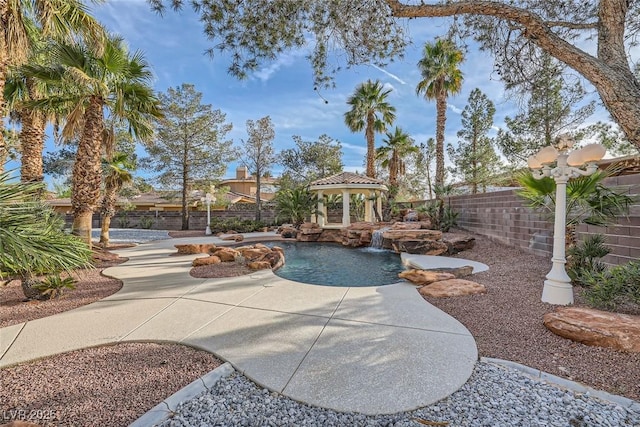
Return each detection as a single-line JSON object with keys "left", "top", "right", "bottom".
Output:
{"left": 382, "top": 229, "right": 443, "bottom": 241}
{"left": 247, "top": 261, "right": 272, "bottom": 270}
{"left": 391, "top": 222, "right": 421, "bottom": 230}
{"left": 175, "top": 244, "right": 217, "bottom": 255}
{"left": 419, "top": 279, "right": 487, "bottom": 298}
{"left": 280, "top": 227, "right": 298, "bottom": 238}
{"left": 543, "top": 307, "right": 640, "bottom": 352}
{"left": 393, "top": 239, "right": 449, "bottom": 256}
{"left": 212, "top": 247, "right": 240, "bottom": 262}
{"left": 192, "top": 255, "right": 221, "bottom": 267}
{"left": 398, "top": 269, "right": 456, "bottom": 286}
{"left": 316, "top": 229, "right": 343, "bottom": 243}
{"left": 426, "top": 266, "right": 474, "bottom": 278}
{"left": 443, "top": 234, "right": 476, "bottom": 254}
{"left": 238, "top": 247, "right": 271, "bottom": 261}
{"left": 221, "top": 234, "right": 244, "bottom": 242}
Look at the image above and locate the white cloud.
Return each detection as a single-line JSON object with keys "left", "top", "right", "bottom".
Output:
{"left": 448, "top": 104, "right": 463, "bottom": 114}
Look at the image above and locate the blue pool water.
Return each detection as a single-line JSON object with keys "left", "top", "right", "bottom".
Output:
{"left": 269, "top": 242, "right": 406, "bottom": 287}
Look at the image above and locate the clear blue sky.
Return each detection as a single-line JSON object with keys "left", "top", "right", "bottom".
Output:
{"left": 34, "top": 1, "right": 612, "bottom": 184}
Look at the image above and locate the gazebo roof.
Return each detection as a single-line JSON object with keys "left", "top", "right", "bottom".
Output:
{"left": 309, "top": 172, "right": 387, "bottom": 189}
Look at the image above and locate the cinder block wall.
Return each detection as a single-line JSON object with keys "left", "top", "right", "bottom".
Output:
{"left": 446, "top": 173, "right": 640, "bottom": 266}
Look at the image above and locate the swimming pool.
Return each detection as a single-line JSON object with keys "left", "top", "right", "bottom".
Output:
{"left": 269, "top": 242, "right": 406, "bottom": 287}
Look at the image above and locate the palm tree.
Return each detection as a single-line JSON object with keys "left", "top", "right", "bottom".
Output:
{"left": 274, "top": 187, "right": 319, "bottom": 227}
{"left": 376, "top": 126, "right": 418, "bottom": 192}
{"left": 0, "top": 0, "right": 104, "bottom": 173}
{"left": 24, "top": 36, "right": 161, "bottom": 246}
{"left": 344, "top": 80, "right": 396, "bottom": 178}
{"left": 0, "top": 171, "right": 92, "bottom": 299}
{"left": 416, "top": 39, "right": 464, "bottom": 187}
{"left": 517, "top": 167, "right": 635, "bottom": 248}
{"left": 100, "top": 151, "right": 135, "bottom": 247}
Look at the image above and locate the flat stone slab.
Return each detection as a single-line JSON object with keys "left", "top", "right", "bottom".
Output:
{"left": 402, "top": 253, "right": 489, "bottom": 273}
{"left": 419, "top": 279, "right": 487, "bottom": 298}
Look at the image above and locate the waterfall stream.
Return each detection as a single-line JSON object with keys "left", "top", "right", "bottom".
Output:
{"left": 370, "top": 227, "right": 390, "bottom": 249}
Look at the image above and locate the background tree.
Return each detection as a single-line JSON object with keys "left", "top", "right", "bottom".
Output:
{"left": 448, "top": 88, "right": 501, "bottom": 194}
{"left": 497, "top": 54, "right": 595, "bottom": 165}
{"left": 376, "top": 126, "right": 417, "bottom": 199}
{"left": 148, "top": 1, "right": 640, "bottom": 152}
{"left": 144, "top": 83, "right": 234, "bottom": 230}
{"left": 279, "top": 134, "right": 343, "bottom": 186}
{"left": 0, "top": 0, "right": 104, "bottom": 173}
{"left": 344, "top": 80, "right": 396, "bottom": 178}
{"left": 239, "top": 116, "right": 276, "bottom": 222}
{"left": 416, "top": 39, "right": 464, "bottom": 187}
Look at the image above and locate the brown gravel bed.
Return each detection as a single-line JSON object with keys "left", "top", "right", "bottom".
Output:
{"left": 190, "top": 262, "right": 254, "bottom": 278}
{"left": 426, "top": 234, "right": 640, "bottom": 401}
{"left": 0, "top": 343, "right": 221, "bottom": 427}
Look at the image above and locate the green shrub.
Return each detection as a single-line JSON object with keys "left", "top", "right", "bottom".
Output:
{"left": 582, "top": 261, "right": 640, "bottom": 311}
{"left": 567, "top": 234, "right": 610, "bottom": 286}
{"left": 139, "top": 216, "right": 154, "bottom": 229}
{"left": 209, "top": 217, "right": 267, "bottom": 234}
{"left": 34, "top": 274, "right": 76, "bottom": 300}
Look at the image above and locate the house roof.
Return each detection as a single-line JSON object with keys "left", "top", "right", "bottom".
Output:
{"left": 310, "top": 172, "right": 385, "bottom": 186}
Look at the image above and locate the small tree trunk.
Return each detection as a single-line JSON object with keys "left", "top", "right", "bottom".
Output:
{"left": 21, "top": 274, "right": 42, "bottom": 300}
{"left": 100, "top": 215, "right": 112, "bottom": 247}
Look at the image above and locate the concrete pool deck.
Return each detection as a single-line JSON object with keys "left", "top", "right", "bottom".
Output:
{"left": 0, "top": 232, "right": 478, "bottom": 415}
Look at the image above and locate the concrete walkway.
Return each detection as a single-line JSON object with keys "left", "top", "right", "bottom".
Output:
{"left": 0, "top": 234, "right": 478, "bottom": 415}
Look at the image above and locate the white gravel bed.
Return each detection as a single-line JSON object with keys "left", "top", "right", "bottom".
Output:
{"left": 157, "top": 361, "right": 639, "bottom": 427}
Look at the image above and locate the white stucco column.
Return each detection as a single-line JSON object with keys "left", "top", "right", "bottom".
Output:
{"left": 317, "top": 191, "right": 325, "bottom": 227}
{"left": 364, "top": 191, "right": 372, "bottom": 222}
{"left": 342, "top": 189, "right": 351, "bottom": 226}
{"left": 376, "top": 192, "right": 382, "bottom": 221}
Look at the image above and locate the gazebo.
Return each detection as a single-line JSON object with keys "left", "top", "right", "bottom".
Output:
{"left": 308, "top": 172, "right": 388, "bottom": 228}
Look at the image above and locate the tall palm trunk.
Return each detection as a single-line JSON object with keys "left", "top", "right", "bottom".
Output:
{"left": 20, "top": 78, "right": 47, "bottom": 185}
{"left": 0, "top": 16, "right": 8, "bottom": 173}
{"left": 72, "top": 96, "right": 104, "bottom": 246}
{"left": 435, "top": 91, "right": 447, "bottom": 187}
{"left": 365, "top": 112, "right": 376, "bottom": 178}
{"left": 19, "top": 109, "right": 46, "bottom": 183}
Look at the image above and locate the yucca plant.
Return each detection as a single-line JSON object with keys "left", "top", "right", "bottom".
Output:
{"left": 0, "top": 171, "right": 92, "bottom": 299}
{"left": 274, "top": 187, "right": 322, "bottom": 227}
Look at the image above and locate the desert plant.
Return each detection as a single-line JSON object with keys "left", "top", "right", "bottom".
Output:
{"left": 582, "top": 261, "right": 640, "bottom": 311}
{"left": 274, "top": 187, "right": 320, "bottom": 227}
{"left": 0, "top": 171, "right": 92, "bottom": 299}
{"left": 139, "top": 216, "right": 154, "bottom": 229}
{"left": 439, "top": 206, "right": 459, "bottom": 232}
{"left": 34, "top": 274, "right": 76, "bottom": 300}
{"left": 567, "top": 234, "right": 610, "bottom": 286}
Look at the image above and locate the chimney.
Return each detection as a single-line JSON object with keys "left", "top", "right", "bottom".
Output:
{"left": 236, "top": 166, "right": 249, "bottom": 179}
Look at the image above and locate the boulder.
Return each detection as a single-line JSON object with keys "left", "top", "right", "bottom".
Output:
{"left": 425, "top": 266, "right": 474, "bottom": 278}
{"left": 298, "top": 225, "right": 323, "bottom": 242}
{"left": 393, "top": 239, "right": 449, "bottom": 256}
{"left": 419, "top": 279, "right": 486, "bottom": 298}
{"left": 238, "top": 247, "right": 271, "bottom": 261}
{"left": 398, "top": 269, "right": 456, "bottom": 286}
{"left": 391, "top": 221, "right": 422, "bottom": 230}
{"left": 382, "top": 229, "right": 443, "bottom": 241}
{"left": 192, "top": 255, "right": 221, "bottom": 267}
{"left": 175, "top": 244, "right": 216, "bottom": 255}
{"left": 221, "top": 234, "right": 244, "bottom": 242}
{"left": 543, "top": 307, "right": 640, "bottom": 352}
{"left": 280, "top": 227, "right": 298, "bottom": 238}
{"left": 247, "top": 261, "right": 272, "bottom": 270}
{"left": 443, "top": 234, "right": 476, "bottom": 254}
{"left": 212, "top": 247, "right": 240, "bottom": 262}
{"left": 300, "top": 222, "right": 320, "bottom": 230}
{"left": 316, "top": 229, "right": 343, "bottom": 243}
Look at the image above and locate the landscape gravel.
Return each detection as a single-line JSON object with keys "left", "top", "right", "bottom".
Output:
{"left": 159, "top": 362, "right": 640, "bottom": 427}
